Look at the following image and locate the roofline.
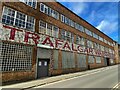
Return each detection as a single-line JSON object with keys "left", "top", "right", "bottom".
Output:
{"left": 56, "top": 1, "right": 115, "bottom": 42}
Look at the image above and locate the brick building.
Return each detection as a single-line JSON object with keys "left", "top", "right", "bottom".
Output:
{"left": 0, "top": 0, "right": 117, "bottom": 84}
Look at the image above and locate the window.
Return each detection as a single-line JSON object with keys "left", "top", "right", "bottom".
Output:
{"left": 61, "top": 30, "right": 66, "bottom": 40}
{"left": 87, "top": 40, "right": 93, "bottom": 48}
{"left": 85, "top": 28, "right": 92, "bottom": 36}
{"left": 2, "top": 7, "right": 35, "bottom": 31}
{"left": 39, "top": 20, "right": 46, "bottom": 34}
{"left": 40, "top": 3, "right": 45, "bottom": 12}
{"left": 70, "top": 20, "right": 75, "bottom": 27}
{"left": 39, "top": 20, "right": 59, "bottom": 38}
{"left": 100, "top": 45, "right": 104, "bottom": 51}
{"left": 99, "top": 36, "right": 104, "bottom": 42}
{"left": 19, "top": 0, "right": 37, "bottom": 9}
{"left": 40, "top": 3, "right": 59, "bottom": 20}
{"left": 96, "top": 57, "right": 101, "bottom": 64}
{"left": 104, "top": 47, "right": 109, "bottom": 52}
{"left": 1, "top": 42, "right": 33, "bottom": 72}
{"left": 93, "top": 33, "right": 99, "bottom": 39}
{"left": 76, "top": 35, "right": 85, "bottom": 45}
{"left": 77, "top": 54, "right": 87, "bottom": 68}
{"left": 66, "top": 31, "right": 71, "bottom": 41}
{"left": 53, "top": 50, "right": 59, "bottom": 69}
{"left": 88, "top": 55, "right": 95, "bottom": 64}
{"left": 62, "top": 51, "right": 75, "bottom": 69}
{"left": 104, "top": 39, "right": 108, "bottom": 44}
{"left": 78, "top": 25, "right": 84, "bottom": 32}
{"left": 61, "top": 14, "right": 65, "bottom": 23}
{"left": 61, "top": 30, "right": 74, "bottom": 42}
{"left": 94, "top": 42, "right": 100, "bottom": 49}
{"left": 53, "top": 26, "right": 59, "bottom": 38}
{"left": 15, "top": 12, "right": 26, "bottom": 28}
{"left": 2, "top": 7, "right": 15, "bottom": 26}
{"left": 26, "top": 16, "right": 35, "bottom": 31}
{"left": 75, "top": 23, "right": 79, "bottom": 30}
{"left": 47, "top": 23, "right": 52, "bottom": 36}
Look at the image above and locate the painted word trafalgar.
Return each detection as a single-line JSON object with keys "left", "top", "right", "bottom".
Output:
{"left": 0, "top": 24, "right": 114, "bottom": 59}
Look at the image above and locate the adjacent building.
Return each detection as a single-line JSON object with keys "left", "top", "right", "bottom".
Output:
{"left": 0, "top": 0, "right": 117, "bottom": 84}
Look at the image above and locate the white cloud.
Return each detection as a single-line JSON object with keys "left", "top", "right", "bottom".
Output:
{"left": 56, "top": 0, "right": 119, "bottom": 2}
{"left": 96, "top": 20, "right": 118, "bottom": 35}
{"left": 65, "top": 2, "right": 87, "bottom": 15}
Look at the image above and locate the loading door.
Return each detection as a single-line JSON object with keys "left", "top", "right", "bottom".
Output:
{"left": 106, "top": 58, "right": 110, "bottom": 66}
{"left": 37, "top": 59, "right": 49, "bottom": 78}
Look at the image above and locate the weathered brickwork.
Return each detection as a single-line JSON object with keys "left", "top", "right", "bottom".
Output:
{"left": 0, "top": 1, "right": 117, "bottom": 85}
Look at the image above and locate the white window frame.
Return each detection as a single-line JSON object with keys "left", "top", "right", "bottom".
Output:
{"left": 19, "top": 0, "right": 37, "bottom": 9}
{"left": 2, "top": 6, "right": 35, "bottom": 31}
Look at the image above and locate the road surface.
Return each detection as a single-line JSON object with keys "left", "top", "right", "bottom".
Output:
{"left": 33, "top": 65, "right": 120, "bottom": 88}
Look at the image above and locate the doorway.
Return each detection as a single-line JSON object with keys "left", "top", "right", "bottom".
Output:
{"left": 37, "top": 58, "right": 50, "bottom": 78}
{"left": 106, "top": 58, "right": 110, "bottom": 66}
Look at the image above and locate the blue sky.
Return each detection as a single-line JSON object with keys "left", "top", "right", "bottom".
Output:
{"left": 57, "top": 1, "right": 119, "bottom": 43}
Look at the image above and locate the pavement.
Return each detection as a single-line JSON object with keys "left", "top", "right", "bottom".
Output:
{"left": 1, "top": 65, "right": 119, "bottom": 90}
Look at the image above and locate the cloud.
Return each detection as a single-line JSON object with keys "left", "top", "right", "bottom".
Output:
{"left": 69, "top": 3, "right": 87, "bottom": 15}
{"left": 56, "top": 0, "right": 119, "bottom": 2}
{"left": 96, "top": 20, "right": 118, "bottom": 35}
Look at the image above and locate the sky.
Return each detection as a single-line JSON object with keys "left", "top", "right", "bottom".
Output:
{"left": 56, "top": 0, "right": 119, "bottom": 43}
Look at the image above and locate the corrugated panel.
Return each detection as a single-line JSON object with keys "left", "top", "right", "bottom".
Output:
{"left": 88, "top": 55, "right": 95, "bottom": 64}
{"left": 62, "top": 51, "right": 67, "bottom": 69}
{"left": 53, "top": 50, "right": 58, "bottom": 69}
{"left": 37, "top": 48, "right": 51, "bottom": 59}
{"left": 70, "top": 52, "right": 75, "bottom": 68}
{"left": 96, "top": 56, "right": 101, "bottom": 63}
{"left": 77, "top": 54, "right": 87, "bottom": 68}
{"left": 62, "top": 51, "right": 75, "bottom": 69}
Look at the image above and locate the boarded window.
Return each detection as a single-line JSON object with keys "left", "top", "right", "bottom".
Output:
{"left": 62, "top": 51, "right": 75, "bottom": 69}
{"left": 88, "top": 55, "right": 95, "bottom": 64}
{"left": 53, "top": 50, "right": 59, "bottom": 69}
{"left": 96, "top": 56, "right": 101, "bottom": 64}
{"left": 77, "top": 54, "right": 87, "bottom": 68}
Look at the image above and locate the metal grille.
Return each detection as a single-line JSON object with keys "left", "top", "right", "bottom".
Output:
{"left": 0, "top": 42, "right": 33, "bottom": 72}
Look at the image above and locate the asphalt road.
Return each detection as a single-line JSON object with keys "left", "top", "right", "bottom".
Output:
{"left": 33, "top": 65, "right": 120, "bottom": 88}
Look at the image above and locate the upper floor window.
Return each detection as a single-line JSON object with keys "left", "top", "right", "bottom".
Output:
{"left": 99, "top": 36, "right": 104, "bottom": 42}
{"left": 2, "top": 7, "right": 35, "bottom": 31}
{"left": 78, "top": 25, "right": 84, "bottom": 32}
{"left": 39, "top": 20, "right": 59, "bottom": 38}
{"left": 76, "top": 35, "right": 85, "bottom": 45}
{"left": 87, "top": 40, "right": 93, "bottom": 48}
{"left": 104, "top": 39, "right": 108, "bottom": 44}
{"left": 61, "top": 30, "right": 74, "bottom": 43}
{"left": 70, "top": 20, "right": 75, "bottom": 27}
{"left": 93, "top": 33, "right": 99, "bottom": 39}
{"left": 85, "top": 28, "right": 92, "bottom": 36}
{"left": 94, "top": 42, "right": 100, "bottom": 49}
{"left": 40, "top": 3, "right": 59, "bottom": 20}
{"left": 100, "top": 45, "right": 104, "bottom": 51}
{"left": 19, "top": 0, "right": 37, "bottom": 9}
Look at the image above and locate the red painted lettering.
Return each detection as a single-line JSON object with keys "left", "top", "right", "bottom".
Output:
{"left": 55, "top": 39, "right": 63, "bottom": 48}
{"left": 72, "top": 44, "right": 77, "bottom": 51}
{"left": 42, "top": 37, "right": 54, "bottom": 47}
{"left": 63, "top": 41, "right": 71, "bottom": 50}
{"left": 24, "top": 32, "right": 40, "bottom": 45}
{"left": 3, "top": 25, "right": 16, "bottom": 40}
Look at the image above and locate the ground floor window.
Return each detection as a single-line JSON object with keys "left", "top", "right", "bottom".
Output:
{"left": 0, "top": 42, "right": 33, "bottom": 72}
{"left": 96, "top": 56, "right": 101, "bottom": 64}
{"left": 77, "top": 54, "right": 86, "bottom": 68}
{"left": 62, "top": 51, "right": 75, "bottom": 69}
{"left": 88, "top": 55, "right": 95, "bottom": 64}
{"left": 53, "top": 50, "right": 59, "bottom": 69}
